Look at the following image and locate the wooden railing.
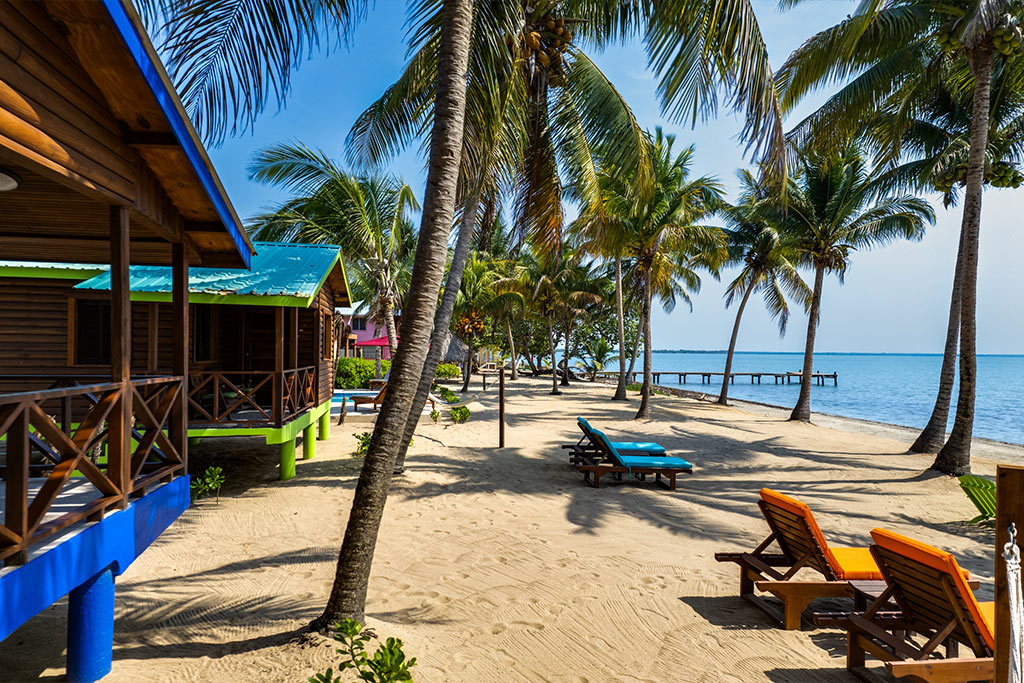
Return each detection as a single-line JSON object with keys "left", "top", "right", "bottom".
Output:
{"left": 0, "top": 376, "right": 184, "bottom": 565}
{"left": 187, "top": 366, "right": 317, "bottom": 428}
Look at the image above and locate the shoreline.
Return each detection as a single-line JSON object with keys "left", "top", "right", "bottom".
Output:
{"left": 594, "top": 375, "right": 1024, "bottom": 467}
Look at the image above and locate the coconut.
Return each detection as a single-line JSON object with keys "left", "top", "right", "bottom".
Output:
{"left": 537, "top": 51, "right": 551, "bottom": 67}
{"left": 546, "top": 19, "right": 556, "bottom": 29}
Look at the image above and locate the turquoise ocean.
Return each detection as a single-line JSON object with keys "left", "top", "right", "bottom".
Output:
{"left": 608, "top": 352, "right": 1024, "bottom": 446}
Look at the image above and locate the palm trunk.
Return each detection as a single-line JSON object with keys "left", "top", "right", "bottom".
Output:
{"left": 718, "top": 279, "right": 756, "bottom": 406}
{"left": 634, "top": 278, "right": 653, "bottom": 419}
{"left": 506, "top": 320, "right": 519, "bottom": 380}
{"left": 910, "top": 236, "right": 964, "bottom": 453}
{"left": 461, "top": 336, "right": 473, "bottom": 392}
{"left": 316, "top": 0, "right": 473, "bottom": 627}
{"left": 934, "top": 45, "right": 994, "bottom": 476}
{"left": 391, "top": 183, "right": 483, "bottom": 473}
{"left": 613, "top": 256, "right": 628, "bottom": 400}
{"left": 383, "top": 297, "right": 398, "bottom": 359}
{"left": 625, "top": 308, "right": 642, "bottom": 384}
{"left": 789, "top": 264, "right": 825, "bottom": 422}
{"left": 560, "top": 321, "right": 571, "bottom": 386}
{"left": 547, "top": 317, "right": 560, "bottom": 395}
{"left": 524, "top": 353, "right": 538, "bottom": 376}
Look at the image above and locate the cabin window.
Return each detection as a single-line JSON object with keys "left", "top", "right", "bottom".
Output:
{"left": 323, "top": 312, "right": 333, "bottom": 360}
{"left": 73, "top": 299, "right": 111, "bottom": 366}
{"left": 351, "top": 317, "right": 366, "bottom": 331}
{"left": 193, "top": 306, "right": 215, "bottom": 362}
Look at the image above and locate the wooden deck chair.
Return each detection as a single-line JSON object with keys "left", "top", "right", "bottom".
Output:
{"left": 714, "top": 488, "right": 884, "bottom": 630}
{"left": 352, "top": 384, "right": 435, "bottom": 412}
{"left": 814, "top": 528, "right": 993, "bottom": 682}
{"left": 562, "top": 417, "right": 666, "bottom": 466}
{"left": 573, "top": 424, "right": 692, "bottom": 490}
{"left": 958, "top": 475, "right": 996, "bottom": 523}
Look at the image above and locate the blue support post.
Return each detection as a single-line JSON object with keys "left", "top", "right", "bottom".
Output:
{"left": 67, "top": 565, "right": 115, "bottom": 683}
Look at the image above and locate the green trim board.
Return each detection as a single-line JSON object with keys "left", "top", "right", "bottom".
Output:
{"left": 187, "top": 400, "right": 331, "bottom": 445}
{"left": 0, "top": 263, "right": 107, "bottom": 280}
{"left": 129, "top": 290, "right": 311, "bottom": 308}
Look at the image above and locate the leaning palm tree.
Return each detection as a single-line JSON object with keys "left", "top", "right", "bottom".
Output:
{"left": 772, "top": 146, "right": 934, "bottom": 422}
{"left": 776, "top": 0, "right": 1024, "bottom": 467}
{"left": 247, "top": 144, "right": 418, "bottom": 358}
{"left": 598, "top": 128, "right": 726, "bottom": 419}
{"left": 452, "top": 254, "right": 522, "bottom": 392}
{"left": 717, "top": 170, "right": 810, "bottom": 406}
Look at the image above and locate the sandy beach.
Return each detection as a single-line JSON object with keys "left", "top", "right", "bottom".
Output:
{"left": 1, "top": 375, "right": 1017, "bottom": 682}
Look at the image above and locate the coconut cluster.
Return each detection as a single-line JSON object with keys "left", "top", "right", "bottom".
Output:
{"left": 991, "top": 16, "right": 1024, "bottom": 56}
{"left": 455, "top": 312, "right": 486, "bottom": 337}
{"left": 510, "top": 12, "right": 573, "bottom": 87}
{"left": 936, "top": 27, "right": 962, "bottom": 52}
{"left": 932, "top": 160, "right": 1023, "bottom": 192}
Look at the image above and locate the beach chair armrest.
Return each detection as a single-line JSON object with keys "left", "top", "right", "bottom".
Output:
{"left": 886, "top": 658, "right": 993, "bottom": 682}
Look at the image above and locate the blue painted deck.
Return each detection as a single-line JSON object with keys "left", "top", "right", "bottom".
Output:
{"left": 0, "top": 476, "right": 189, "bottom": 648}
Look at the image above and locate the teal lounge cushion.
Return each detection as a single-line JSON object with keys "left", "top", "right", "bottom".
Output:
{"left": 618, "top": 455, "right": 693, "bottom": 470}
{"left": 611, "top": 441, "right": 666, "bottom": 454}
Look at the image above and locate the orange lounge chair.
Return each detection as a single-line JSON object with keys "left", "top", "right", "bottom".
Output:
{"left": 814, "top": 528, "right": 993, "bottom": 682}
{"left": 714, "top": 488, "right": 884, "bottom": 629}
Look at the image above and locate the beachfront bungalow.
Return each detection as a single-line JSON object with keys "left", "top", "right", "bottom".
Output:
{"left": 0, "top": 0, "right": 251, "bottom": 681}
{"left": 0, "top": 241, "right": 350, "bottom": 484}
{"left": 338, "top": 304, "right": 400, "bottom": 359}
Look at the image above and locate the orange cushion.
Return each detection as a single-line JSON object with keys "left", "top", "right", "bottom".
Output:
{"left": 871, "top": 528, "right": 993, "bottom": 650}
{"left": 760, "top": 489, "right": 881, "bottom": 580}
{"left": 830, "top": 547, "right": 884, "bottom": 580}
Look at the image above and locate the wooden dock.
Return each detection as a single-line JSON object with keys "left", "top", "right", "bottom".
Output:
{"left": 597, "top": 370, "right": 838, "bottom": 386}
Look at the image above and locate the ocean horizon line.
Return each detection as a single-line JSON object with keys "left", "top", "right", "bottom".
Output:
{"left": 651, "top": 349, "right": 1024, "bottom": 357}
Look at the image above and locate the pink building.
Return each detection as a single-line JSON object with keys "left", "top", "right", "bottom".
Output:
{"left": 338, "top": 305, "right": 399, "bottom": 359}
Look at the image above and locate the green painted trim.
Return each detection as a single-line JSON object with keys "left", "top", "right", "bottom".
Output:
{"left": 0, "top": 266, "right": 105, "bottom": 280}
{"left": 129, "top": 291, "right": 311, "bottom": 308}
{"left": 186, "top": 400, "right": 331, "bottom": 445}
{"left": 302, "top": 424, "right": 316, "bottom": 460}
{"left": 317, "top": 411, "right": 330, "bottom": 441}
{"left": 337, "top": 257, "right": 353, "bottom": 306}
{"left": 279, "top": 439, "right": 296, "bottom": 480}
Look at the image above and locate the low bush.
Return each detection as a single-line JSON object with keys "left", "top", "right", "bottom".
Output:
{"left": 450, "top": 406, "right": 470, "bottom": 424}
{"left": 435, "top": 362, "right": 460, "bottom": 379}
{"left": 354, "top": 432, "right": 372, "bottom": 457}
{"left": 190, "top": 466, "right": 225, "bottom": 503}
{"left": 336, "top": 358, "right": 391, "bottom": 389}
{"left": 309, "top": 618, "right": 416, "bottom": 683}
{"left": 429, "top": 408, "right": 440, "bottom": 424}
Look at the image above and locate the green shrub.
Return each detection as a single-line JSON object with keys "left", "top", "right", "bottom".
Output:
{"left": 190, "top": 466, "right": 225, "bottom": 503}
{"left": 336, "top": 358, "right": 391, "bottom": 389}
{"left": 450, "top": 406, "right": 470, "bottom": 424}
{"left": 432, "top": 384, "right": 458, "bottom": 404}
{"left": 309, "top": 618, "right": 416, "bottom": 683}
{"left": 434, "top": 362, "right": 460, "bottom": 379}
{"left": 430, "top": 408, "right": 440, "bottom": 424}
{"left": 354, "top": 432, "right": 372, "bottom": 457}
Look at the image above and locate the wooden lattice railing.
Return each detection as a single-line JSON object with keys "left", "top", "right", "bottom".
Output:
{"left": 0, "top": 376, "right": 184, "bottom": 565}
{"left": 187, "top": 366, "right": 316, "bottom": 428}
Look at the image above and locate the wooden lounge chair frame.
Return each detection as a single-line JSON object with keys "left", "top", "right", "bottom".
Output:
{"left": 714, "top": 490, "right": 886, "bottom": 630}
{"left": 813, "top": 529, "right": 994, "bottom": 682}
{"left": 352, "top": 385, "right": 434, "bottom": 412}
{"left": 572, "top": 425, "right": 691, "bottom": 490}
{"left": 958, "top": 475, "right": 996, "bottom": 524}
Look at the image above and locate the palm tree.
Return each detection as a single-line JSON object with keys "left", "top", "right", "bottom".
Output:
{"left": 776, "top": 1, "right": 1021, "bottom": 467}
{"left": 596, "top": 129, "right": 725, "bottom": 419}
{"left": 554, "top": 257, "right": 608, "bottom": 386}
{"left": 247, "top": 146, "right": 418, "bottom": 358}
{"left": 717, "top": 170, "right": 810, "bottom": 406}
{"left": 773, "top": 146, "right": 934, "bottom": 422}
{"left": 452, "top": 255, "right": 522, "bottom": 392}
{"left": 861, "top": 74, "right": 1024, "bottom": 454}
{"left": 577, "top": 338, "right": 614, "bottom": 381}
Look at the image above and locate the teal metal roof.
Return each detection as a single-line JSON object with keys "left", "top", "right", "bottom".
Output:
{"left": 74, "top": 242, "right": 346, "bottom": 307}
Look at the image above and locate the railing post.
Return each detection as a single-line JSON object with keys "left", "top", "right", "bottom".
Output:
{"left": 4, "top": 405, "right": 29, "bottom": 566}
{"left": 171, "top": 243, "right": 189, "bottom": 474}
{"left": 274, "top": 307, "right": 284, "bottom": 428}
{"left": 109, "top": 206, "right": 132, "bottom": 507}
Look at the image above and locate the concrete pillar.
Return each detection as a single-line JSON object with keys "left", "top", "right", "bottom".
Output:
{"left": 317, "top": 410, "right": 330, "bottom": 441}
{"left": 67, "top": 565, "right": 115, "bottom": 683}
{"left": 302, "top": 424, "right": 316, "bottom": 460}
{"left": 279, "top": 439, "right": 296, "bottom": 480}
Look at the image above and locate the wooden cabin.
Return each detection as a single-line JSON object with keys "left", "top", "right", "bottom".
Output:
{"left": 0, "top": 1, "right": 252, "bottom": 681}
{"left": 0, "top": 242, "right": 350, "bottom": 481}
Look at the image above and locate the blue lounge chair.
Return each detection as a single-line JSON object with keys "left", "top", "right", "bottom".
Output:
{"left": 574, "top": 423, "right": 693, "bottom": 490}
{"left": 563, "top": 417, "right": 665, "bottom": 465}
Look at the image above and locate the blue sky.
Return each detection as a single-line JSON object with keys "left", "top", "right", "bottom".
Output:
{"left": 205, "top": 0, "right": 1022, "bottom": 355}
